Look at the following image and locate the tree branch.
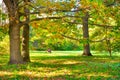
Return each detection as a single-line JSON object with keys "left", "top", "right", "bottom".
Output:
{"left": 64, "top": 20, "right": 115, "bottom": 28}
{"left": 30, "top": 15, "right": 82, "bottom": 22}
{"left": 60, "top": 33, "right": 80, "bottom": 41}
{"left": 90, "top": 37, "right": 106, "bottom": 42}
{"left": 89, "top": 23, "right": 115, "bottom": 28}
{"left": 30, "top": 16, "right": 63, "bottom": 22}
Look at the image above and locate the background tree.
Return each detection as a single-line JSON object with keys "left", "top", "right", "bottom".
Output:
{"left": 2, "top": 0, "right": 120, "bottom": 64}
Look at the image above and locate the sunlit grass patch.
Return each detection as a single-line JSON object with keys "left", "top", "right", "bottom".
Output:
{"left": 0, "top": 51, "right": 120, "bottom": 79}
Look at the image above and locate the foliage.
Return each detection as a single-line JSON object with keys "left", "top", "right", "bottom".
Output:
{"left": 91, "top": 42, "right": 106, "bottom": 51}
{"left": 30, "top": 38, "right": 81, "bottom": 51}
{"left": 112, "top": 40, "right": 120, "bottom": 52}
{"left": 0, "top": 20, "right": 9, "bottom": 54}
{"left": 30, "top": 19, "right": 82, "bottom": 51}
{"left": 1, "top": 0, "right": 120, "bottom": 53}
{"left": 0, "top": 35, "right": 9, "bottom": 54}
{"left": 0, "top": 51, "right": 120, "bottom": 79}
{"left": 0, "top": 25, "right": 8, "bottom": 40}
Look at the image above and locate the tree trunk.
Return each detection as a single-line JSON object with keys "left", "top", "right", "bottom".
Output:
{"left": 9, "top": 22, "right": 24, "bottom": 64}
{"left": 21, "top": 0, "right": 30, "bottom": 62}
{"left": 22, "top": 24, "right": 30, "bottom": 62}
{"left": 82, "top": 12, "right": 92, "bottom": 56}
{"left": 106, "top": 39, "right": 112, "bottom": 57}
{"left": 3, "top": 0, "right": 24, "bottom": 64}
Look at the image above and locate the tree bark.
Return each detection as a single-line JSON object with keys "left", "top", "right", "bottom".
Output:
{"left": 9, "top": 22, "right": 24, "bottom": 64}
{"left": 22, "top": 24, "right": 30, "bottom": 62}
{"left": 3, "top": 0, "right": 24, "bottom": 64}
{"left": 82, "top": 12, "right": 92, "bottom": 56}
{"left": 21, "top": 0, "right": 30, "bottom": 62}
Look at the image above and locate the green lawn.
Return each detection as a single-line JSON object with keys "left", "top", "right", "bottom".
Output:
{"left": 0, "top": 51, "right": 120, "bottom": 80}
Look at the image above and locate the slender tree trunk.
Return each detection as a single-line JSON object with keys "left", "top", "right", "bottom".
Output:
{"left": 82, "top": 12, "right": 92, "bottom": 56}
{"left": 21, "top": 0, "right": 30, "bottom": 62}
{"left": 106, "top": 39, "right": 112, "bottom": 57}
{"left": 22, "top": 24, "right": 30, "bottom": 62}
{"left": 9, "top": 22, "right": 24, "bottom": 64}
{"left": 105, "top": 27, "right": 112, "bottom": 57}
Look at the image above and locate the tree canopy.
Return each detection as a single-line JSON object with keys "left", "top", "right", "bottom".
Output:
{"left": 1, "top": 0, "right": 120, "bottom": 64}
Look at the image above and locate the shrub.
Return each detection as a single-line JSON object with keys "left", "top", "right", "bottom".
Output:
{"left": 112, "top": 40, "right": 120, "bottom": 52}
{"left": 0, "top": 35, "right": 9, "bottom": 54}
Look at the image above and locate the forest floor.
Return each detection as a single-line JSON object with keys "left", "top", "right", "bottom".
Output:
{"left": 0, "top": 51, "right": 120, "bottom": 80}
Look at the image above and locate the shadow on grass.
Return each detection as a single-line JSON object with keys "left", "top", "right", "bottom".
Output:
{"left": 0, "top": 54, "right": 120, "bottom": 80}
{"left": 0, "top": 72, "right": 120, "bottom": 80}
{"left": 31, "top": 55, "right": 120, "bottom": 63}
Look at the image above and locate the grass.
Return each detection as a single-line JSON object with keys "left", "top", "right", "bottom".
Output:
{"left": 0, "top": 51, "right": 120, "bottom": 80}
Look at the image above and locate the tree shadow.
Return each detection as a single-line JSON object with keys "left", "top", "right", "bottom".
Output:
{"left": 0, "top": 54, "right": 120, "bottom": 79}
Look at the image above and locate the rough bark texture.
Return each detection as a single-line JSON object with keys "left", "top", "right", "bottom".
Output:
{"left": 22, "top": 24, "right": 30, "bottom": 62}
{"left": 4, "top": 0, "right": 24, "bottom": 64}
{"left": 82, "top": 12, "right": 92, "bottom": 56}
{"left": 9, "top": 21, "right": 24, "bottom": 64}
{"left": 21, "top": 0, "right": 30, "bottom": 62}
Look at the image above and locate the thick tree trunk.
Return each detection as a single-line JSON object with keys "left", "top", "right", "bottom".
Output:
{"left": 22, "top": 24, "right": 30, "bottom": 62}
{"left": 82, "top": 12, "right": 92, "bottom": 56}
{"left": 9, "top": 22, "right": 24, "bottom": 64}
{"left": 3, "top": 0, "right": 24, "bottom": 64}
